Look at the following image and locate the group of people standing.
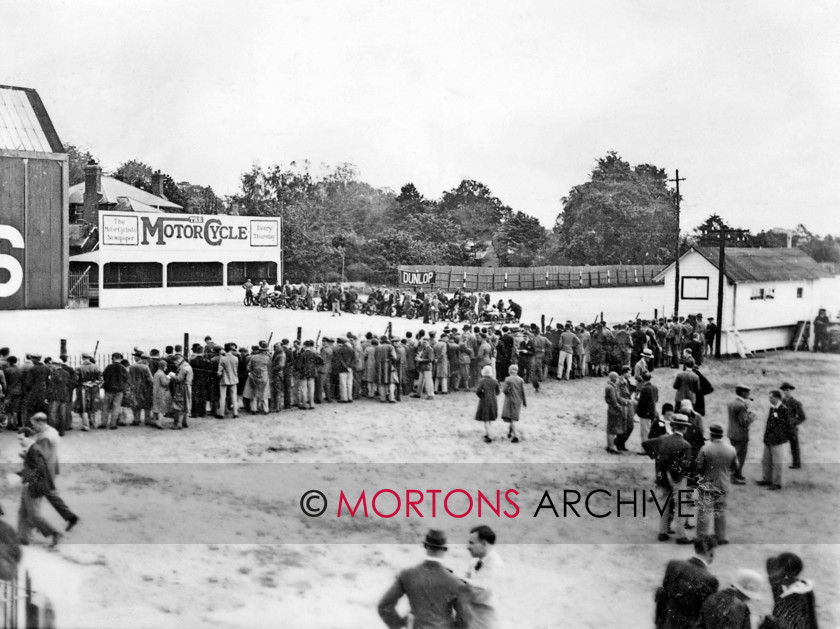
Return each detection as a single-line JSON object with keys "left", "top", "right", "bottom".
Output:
{"left": 656, "top": 536, "right": 818, "bottom": 628}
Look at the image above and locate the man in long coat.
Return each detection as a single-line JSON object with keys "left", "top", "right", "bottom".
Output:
{"left": 433, "top": 334, "right": 450, "bottom": 394}
{"left": 128, "top": 352, "right": 154, "bottom": 425}
{"left": 244, "top": 341, "right": 272, "bottom": 414}
{"left": 375, "top": 337, "right": 397, "bottom": 403}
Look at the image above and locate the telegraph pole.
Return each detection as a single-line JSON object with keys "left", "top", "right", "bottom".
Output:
{"left": 669, "top": 170, "right": 686, "bottom": 318}
{"left": 699, "top": 221, "right": 748, "bottom": 358}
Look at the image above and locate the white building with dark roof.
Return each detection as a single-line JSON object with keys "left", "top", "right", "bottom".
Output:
{"left": 654, "top": 246, "right": 831, "bottom": 354}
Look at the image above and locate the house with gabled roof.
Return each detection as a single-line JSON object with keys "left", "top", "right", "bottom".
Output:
{"left": 654, "top": 246, "right": 831, "bottom": 354}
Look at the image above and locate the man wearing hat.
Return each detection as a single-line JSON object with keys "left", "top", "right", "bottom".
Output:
{"left": 170, "top": 352, "right": 194, "bottom": 428}
{"left": 695, "top": 422, "right": 739, "bottom": 544}
{"left": 780, "top": 382, "right": 806, "bottom": 469}
{"left": 75, "top": 353, "right": 102, "bottom": 431}
{"left": 22, "top": 354, "right": 50, "bottom": 422}
{"left": 636, "top": 372, "right": 659, "bottom": 449}
{"left": 727, "top": 386, "right": 755, "bottom": 484}
{"left": 101, "top": 353, "right": 128, "bottom": 430}
{"left": 634, "top": 348, "right": 654, "bottom": 384}
{"left": 244, "top": 341, "right": 272, "bottom": 414}
{"left": 216, "top": 344, "right": 240, "bottom": 418}
{"left": 332, "top": 338, "right": 354, "bottom": 403}
{"left": 757, "top": 390, "right": 790, "bottom": 490}
{"left": 128, "top": 351, "right": 154, "bottom": 425}
{"left": 189, "top": 344, "right": 210, "bottom": 419}
{"left": 700, "top": 568, "right": 764, "bottom": 628}
{"left": 642, "top": 413, "right": 694, "bottom": 543}
{"left": 46, "top": 356, "right": 75, "bottom": 436}
{"left": 378, "top": 529, "right": 473, "bottom": 629}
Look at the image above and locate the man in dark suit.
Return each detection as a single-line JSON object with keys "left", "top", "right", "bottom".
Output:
{"left": 643, "top": 415, "right": 694, "bottom": 543}
{"left": 780, "top": 382, "right": 806, "bottom": 469}
{"left": 378, "top": 529, "right": 472, "bottom": 629}
{"left": 655, "top": 535, "right": 719, "bottom": 629}
{"left": 757, "top": 390, "right": 790, "bottom": 490}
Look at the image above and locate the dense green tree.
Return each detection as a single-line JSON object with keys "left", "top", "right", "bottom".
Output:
{"left": 438, "top": 180, "right": 512, "bottom": 262}
{"left": 554, "top": 152, "right": 679, "bottom": 265}
{"left": 494, "top": 211, "right": 547, "bottom": 266}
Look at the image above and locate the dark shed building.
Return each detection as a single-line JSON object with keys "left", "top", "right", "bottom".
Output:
{"left": 0, "top": 85, "right": 68, "bottom": 309}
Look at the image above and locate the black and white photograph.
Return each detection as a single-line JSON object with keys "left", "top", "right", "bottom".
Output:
{"left": 0, "top": 1, "right": 838, "bottom": 627}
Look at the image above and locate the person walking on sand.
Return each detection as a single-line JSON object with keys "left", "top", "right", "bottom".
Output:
{"left": 475, "top": 366, "right": 500, "bottom": 443}
{"left": 16, "top": 428, "right": 62, "bottom": 548}
{"left": 501, "top": 365, "right": 526, "bottom": 443}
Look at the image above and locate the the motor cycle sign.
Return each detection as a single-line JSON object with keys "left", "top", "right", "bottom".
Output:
{"left": 100, "top": 211, "right": 280, "bottom": 251}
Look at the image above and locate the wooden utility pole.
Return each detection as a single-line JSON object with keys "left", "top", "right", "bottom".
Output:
{"left": 669, "top": 170, "right": 686, "bottom": 318}
{"left": 699, "top": 223, "right": 748, "bottom": 358}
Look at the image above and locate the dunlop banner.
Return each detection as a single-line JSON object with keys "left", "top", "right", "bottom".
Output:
{"left": 399, "top": 270, "right": 436, "bottom": 285}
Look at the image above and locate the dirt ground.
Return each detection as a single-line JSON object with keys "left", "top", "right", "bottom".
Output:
{"left": 1, "top": 304, "right": 838, "bottom": 628}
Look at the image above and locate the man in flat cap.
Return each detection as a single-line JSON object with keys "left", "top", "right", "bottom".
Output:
{"left": 101, "top": 353, "right": 128, "bottom": 430}
{"left": 75, "top": 353, "right": 102, "bottom": 431}
{"left": 780, "top": 382, "right": 806, "bottom": 470}
{"left": 22, "top": 354, "right": 50, "bottom": 422}
{"left": 378, "top": 529, "right": 472, "bottom": 629}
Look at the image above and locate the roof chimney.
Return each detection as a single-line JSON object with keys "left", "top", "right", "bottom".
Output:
{"left": 83, "top": 159, "right": 102, "bottom": 225}
{"left": 151, "top": 170, "right": 166, "bottom": 199}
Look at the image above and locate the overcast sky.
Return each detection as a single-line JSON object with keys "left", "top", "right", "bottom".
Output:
{"left": 2, "top": 1, "right": 839, "bottom": 234}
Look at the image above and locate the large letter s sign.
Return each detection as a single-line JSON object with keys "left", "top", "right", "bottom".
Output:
{"left": 0, "top": 225, "right": 24, "bottom": 298}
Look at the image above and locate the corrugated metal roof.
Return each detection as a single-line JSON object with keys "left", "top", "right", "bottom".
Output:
{"left": 694, "top": 246, "right": 832, "bottom": 282}
{"left": 0, "top": 86, "right": 62, "bottom": 153}
{"left": 114, "top": 197, "right": 164, "bottom": 214}
{"left": 68, "top": 176, "right": 182, "bottom": 209}
{"left": 655, "top": 247, "right": 831, "bottom": 283}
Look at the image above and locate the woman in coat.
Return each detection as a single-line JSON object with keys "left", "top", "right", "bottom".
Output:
{"left": 501, "top": 364, "right": 526, "bottom": 443}
{"left": 605, "top": 372, "right": 625, "bottom": 454}
{"left": 475, "top": 365, "right": 500, "bottom": 443}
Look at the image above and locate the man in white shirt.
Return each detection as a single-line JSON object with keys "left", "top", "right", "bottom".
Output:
{"left": 466, "top": 525, "right": 504, "bottom": 629}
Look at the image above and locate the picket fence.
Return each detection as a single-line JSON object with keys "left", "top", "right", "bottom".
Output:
{"left": 397, "top": 264, "right": 665, "bottom": 291}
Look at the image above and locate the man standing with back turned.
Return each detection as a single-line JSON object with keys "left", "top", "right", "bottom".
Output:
{"left": 378, "top": 529, "right": 472, "bottom": 629}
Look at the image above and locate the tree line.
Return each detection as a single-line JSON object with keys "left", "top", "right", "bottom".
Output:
{"left": 67, "top": 144, "right": 839, "bottom": 283}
